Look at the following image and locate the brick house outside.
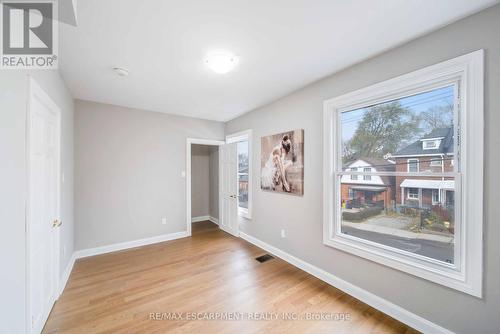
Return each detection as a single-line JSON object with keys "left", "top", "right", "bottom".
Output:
{"left": 391, "top": 127, "right": 455, "bottom": 210}
{"left": 341, "top": 158, "right": 396, "bottom": 210}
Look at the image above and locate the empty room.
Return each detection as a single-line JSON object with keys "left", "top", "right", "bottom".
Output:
{"left": 1, "top": 1, "right": 499, "bottom": 333}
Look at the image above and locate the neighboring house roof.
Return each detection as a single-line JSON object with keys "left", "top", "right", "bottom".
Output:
{"left": 343, "top": 157, "right": 395, "bottom": 172}
{"left": 393, "top": 127, "right": 454, "bottom": 157}
{"left": 421, "top": 127, "right": 450, "bottom": 140}
{"left": 349, "top": 186, "right": 387, "bottom": 191}
{"left": 343, "top": 158, "right": 395, "bottom": 186}
{"left": 400, "top": 179, "right": 455, "bottom": 190}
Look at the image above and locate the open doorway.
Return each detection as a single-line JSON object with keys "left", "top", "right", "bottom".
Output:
{"left": 186, "top": 131, "right": 252, "bottom": 238}
{"left": 186, "top": 139, "right": 224, "bottom": 236}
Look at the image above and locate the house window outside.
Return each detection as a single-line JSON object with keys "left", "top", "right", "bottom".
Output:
{"left": 350, "top": 167, "right": 358, "bottom": 180}
{"left": 408, "top": 159, "right": 419, "bottom": 172}
{"left": 363, "top": 167, "right": 371, "bottom": 180}
{"left": 408, "top": 188, "right": 419, "bottom": 200}
{"left": 430, "top": 158, "right": 443, "bottom": 166}
{"left": 432, "top": 189, "right": 440, "bottom": 204}
{"left": 323, "top": 51, "right": 484, "bottom": 296}
{"left": 423, "top": 140, "right": 439, "bottom": 149}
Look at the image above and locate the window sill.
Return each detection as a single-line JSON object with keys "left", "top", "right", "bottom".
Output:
{"left": 323, "top": 233, "right": 480, "bottom": 297}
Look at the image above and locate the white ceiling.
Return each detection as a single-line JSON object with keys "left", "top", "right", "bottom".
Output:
{"left": 60, "top": 0, "right": 498, "bottom": 122}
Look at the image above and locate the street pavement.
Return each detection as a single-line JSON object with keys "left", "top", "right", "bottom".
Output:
{"left": 341, "top": 226, "right": 454, "bottom": 264}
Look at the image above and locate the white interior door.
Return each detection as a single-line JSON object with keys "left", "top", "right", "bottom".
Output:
{"left": 219, "top": 143, "right": 239, "bottom": 236}
{"left": 28, "top": 79, "right": 61, "bottom": 334}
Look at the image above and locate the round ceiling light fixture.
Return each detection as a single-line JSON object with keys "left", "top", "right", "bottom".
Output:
{"left": 204, "top": 50, "right": 239, "bottom": 74}
{"left": 113, "top": 67, "right": 129, "bottom": 77}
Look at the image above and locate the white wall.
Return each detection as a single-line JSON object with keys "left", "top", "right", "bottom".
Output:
{"left": 226, "top": 5, "right": 500, "bottom": 334}
{"left": 0, "top": 71, "right": 74, "bottom": 334}
{"left": 75, "top": 100, "right": 224, "bottom": 250}
{"left": 191, "top": 145, "right": 211, "bottom": 218}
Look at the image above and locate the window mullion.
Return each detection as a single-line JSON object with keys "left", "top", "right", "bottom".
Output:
{"left": 336, "top": 171, "right": 458, "bottom": 177}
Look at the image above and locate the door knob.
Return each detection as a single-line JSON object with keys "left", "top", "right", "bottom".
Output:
{"left": 52, "top": 219, "right": 62, "bottom": 228}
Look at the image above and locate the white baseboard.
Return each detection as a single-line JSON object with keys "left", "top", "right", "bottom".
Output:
{"left": 191, "top": 215, "right": 210, "bottom": 223}
{"left": 58, "top": 253, "right": 76, "bottom": 296}
{"left": 192, "top": 215, "right": 219, "bottom": 225}
{"left": 74, "top": 231, "right": 189, "bottom": 259}
{"left": 239, "top": 232, "right": 454, "bottom": 334}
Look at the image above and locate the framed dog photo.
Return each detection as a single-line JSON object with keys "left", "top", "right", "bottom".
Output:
{"left": 260, "top": 129, "right": 304, "bottom": 195}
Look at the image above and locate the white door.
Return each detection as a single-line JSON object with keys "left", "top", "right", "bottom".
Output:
{"left": 219, "top": 143, "right": 239, "bottom": 236}
{"left": 28, "top": 79, "right": 61, "bottom": 334}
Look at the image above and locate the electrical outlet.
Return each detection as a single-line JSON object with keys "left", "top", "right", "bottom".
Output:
{"left": 281, "top": 229, "right": 286, "bottom": 238}
{"left": 161, "top": 217, "right": 167, "bottom": 225}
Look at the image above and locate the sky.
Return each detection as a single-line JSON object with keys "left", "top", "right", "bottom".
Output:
{"left": 237, "top": 140, "right": 249, "bottom": 171}
{"left": 341, "top": 85, "right": 454, "bottom": 142}
{"left": 237, "top": 140, "right": 248, "bottom": 156}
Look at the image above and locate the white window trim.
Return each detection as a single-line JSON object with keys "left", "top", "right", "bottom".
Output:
{"left": 323, "top": 50, "right": 484, "bottom": 297}
{"left": 407, "top": 158, "right": 419, "bottom": 173}
{"left": 350, "top": 167, "right": 358, "bottom": 180}
{"left": 407, "top": 188, "right": 419, "bottom": 200}
{"left": 432, "top": 189, "right": 440, "bottom": 205}
{"left": 422, "top": 139, "right": 441, "bottom": 150}
{"left": 363, "top": 167, "right": 371, "bottom": 180}
{"left": 430, "top": 158, "right": 443, "bottom": 167}
{"left": 226, "top": 129, "right": 253, "bottom": 220}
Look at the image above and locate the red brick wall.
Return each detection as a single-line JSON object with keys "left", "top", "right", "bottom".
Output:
{"left": 395, "top": 156, "right": 454, "bottom": 206}
{"left": 395, "top": 156, "right": 453, "bottom": 174}
{"left": 341, "top": 183, "right": 393, "bottom": 208}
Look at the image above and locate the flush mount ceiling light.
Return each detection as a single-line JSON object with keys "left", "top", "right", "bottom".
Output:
{"left": 112, "top": 67, "right": 129, "bottom": 77}
{"left": 204, "top": 50, "right": 239, "bottom": 74}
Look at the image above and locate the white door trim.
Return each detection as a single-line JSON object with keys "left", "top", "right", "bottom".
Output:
{"left": 186, "top": 138, "right": 225, "bottom": 236}
{"left": 26, "top": 76, "right": 62, "bottom": 334}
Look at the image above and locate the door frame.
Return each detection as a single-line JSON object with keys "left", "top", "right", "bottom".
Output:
{"left": 186, "top": 138, "right": 225, "bottom": 236}
{"left": 26, "top": 76, "right": 62, "bottom": 334}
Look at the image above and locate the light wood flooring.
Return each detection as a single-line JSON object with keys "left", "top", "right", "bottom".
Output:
{"left": 43, "top": 221, "right": 419, "bottom": 334}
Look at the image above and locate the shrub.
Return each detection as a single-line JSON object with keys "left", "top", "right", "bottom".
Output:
{"left": 343, "top": 206, "right": 383, "bottom": 221}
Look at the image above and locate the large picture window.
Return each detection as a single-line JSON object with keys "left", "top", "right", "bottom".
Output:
{"left": 323, "top": 50, "right": 484, "bottom": 296}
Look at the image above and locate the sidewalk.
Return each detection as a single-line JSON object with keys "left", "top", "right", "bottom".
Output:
{"left": 342, "top": 221, "right": 454, "bottom": 243}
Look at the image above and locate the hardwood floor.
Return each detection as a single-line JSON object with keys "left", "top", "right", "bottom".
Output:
{"left": 44, "top": 221, "right": 419, "bottom": 334}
